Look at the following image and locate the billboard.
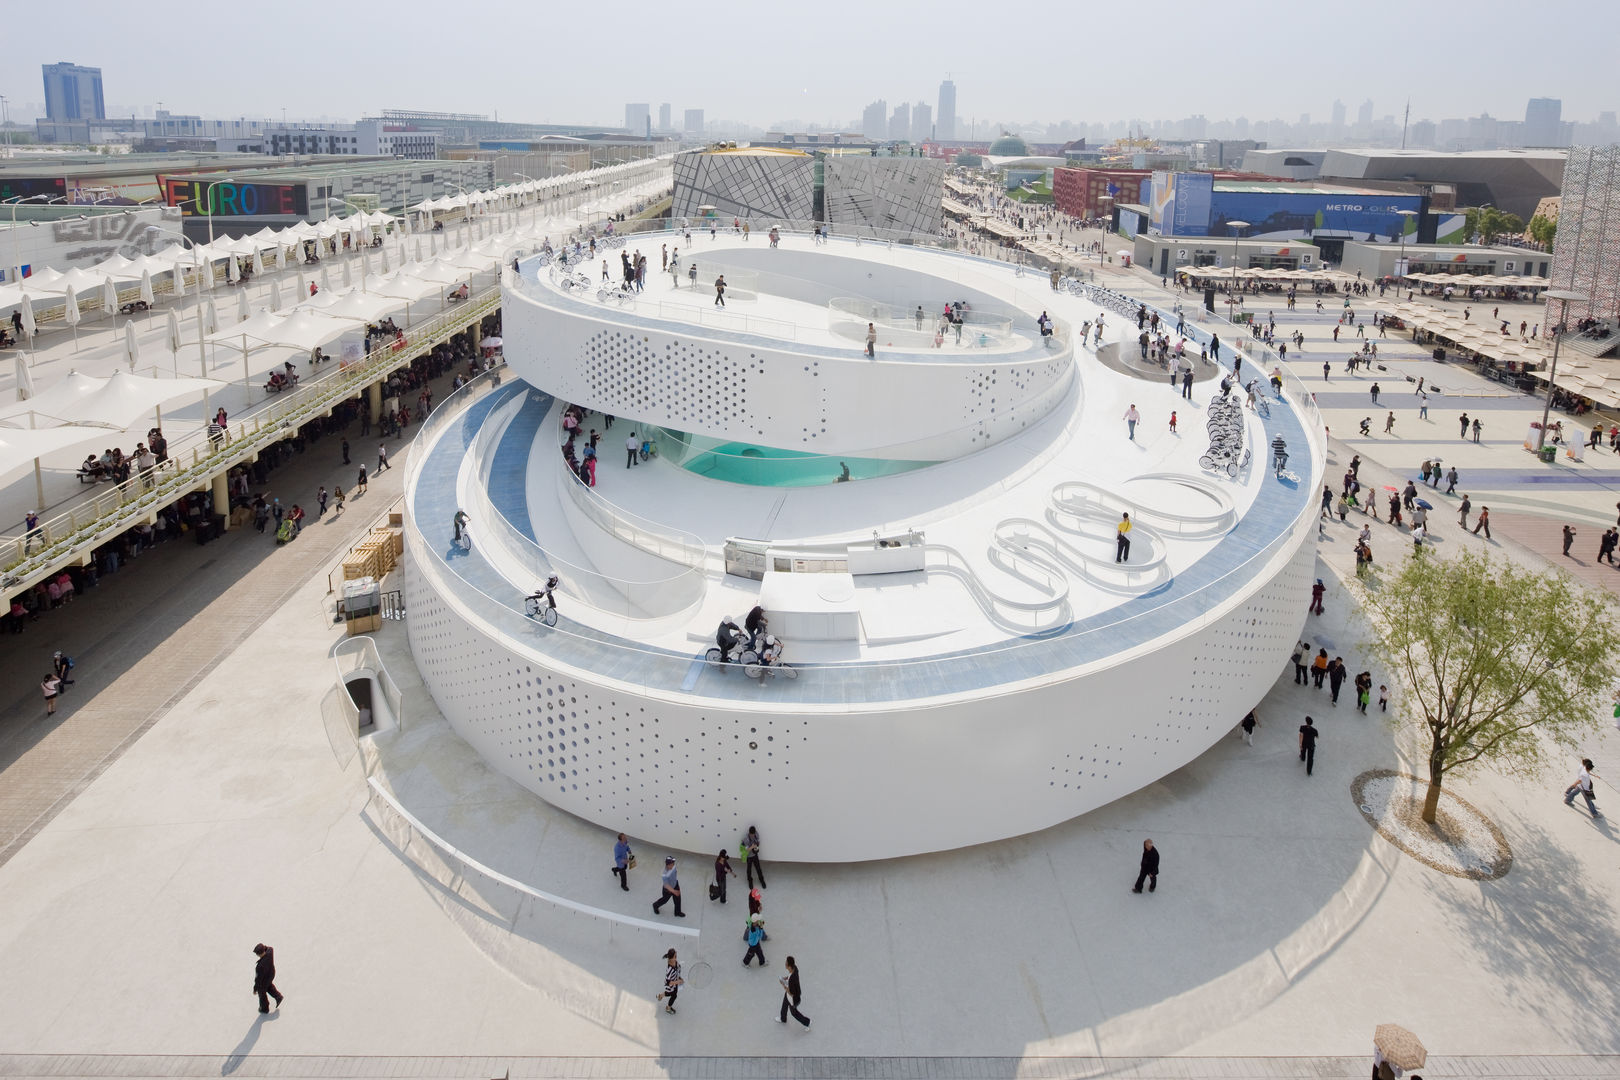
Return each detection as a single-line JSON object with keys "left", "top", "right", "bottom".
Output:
{"left": 1207, "top": 191, "right": 1424, "bottom": 242}
{"left": 0, "top": 177, "right": 69, "bottom": 202}
{"left": 161, "top": 176, "right": 309, "bottom": 218}
{"left": 1148, "top": 172, "right": 1213, "bottom": 236}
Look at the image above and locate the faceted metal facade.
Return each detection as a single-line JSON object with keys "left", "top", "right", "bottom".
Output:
{"left": 823, "top": 156, "right": 947, "bottom": 237}
{"left": 1548, "top": 145, "right": 1620, "bottom": 326}
{"left": 671, "top": 150, "right": 815, "bottom": 223}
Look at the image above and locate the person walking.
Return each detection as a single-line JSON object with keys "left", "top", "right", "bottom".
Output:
{"left": 1445, "top": 467, "right": 1459, "bottom": 495}
{"left": 743, "top": 825, "right": 767, "bottom": 889}
{"left": 713, "top": 848, "right": 737, "bottom": 903}
{"left": 1181, "top": 366, "right": 1193, "bottom": 399}
{"left": 356, "top": 464, "right": 368, "bottom": 494}
{"left": 657, "top": 949, "right": 684, "bottom": 1014}
{"left": 1355, "top": 671, "right": 1373, "bottom": 714}
{"left": 1473, "top": 506, "right": 1491, "bottom": 539}
{"left": 1310, "top": 578, "right": 1325, "bottom": 616}
{"left": 252, "top": 943, "right": 283, "bottom": 1014}
{"left": 1312, "top": 648, "right": 1329, "bottom": 689}
{"left": 1239, "top": 709, "right": 1257, "bottom": 746}
{"left": 41, "top": 671, "right": 60, "bottom": 715}
{"left": 376, "top": 443, "right": 390, "bottom": 473}
{"left": 743, "top": 914, "right": 767, "bottom": 967}
{"left": 1328, "top": 658, "right": 1347, "bottom": 705}
{"left": 626, "top": 432, "right": 640, "bottom": 469}
{"left": 341, "top": 437, "right": 350, "bottom": 465}
{"left": 1123, "top": 404, "right": 1140, "bottom": 440}
{"left": 777, "top": 957, "right": 810, "bottom": 1028}
{"left": 865, "top": 322, "right": 877, "bottom": 358}
{"left": 1458, "top": 494, "right": 1472, "bottom": 528}
{"left": 317, "top": 486, "right": 329, "bottom": 517}
{"left": 1472, "top": 417, "right": 1483, "bottom": 443}
{"left": 714, "top": 275, "right": 727, "bottom": 307}
{"left": 1564, "top": 524, "right": 1578, "bottom": 557}
{"left": 1116, "top": 512, "right": 1132, "bottom": 563}
{"left": 1564, "top": 758, "right": 1602, "bottom": 818}
{"left": 1292, "top": 640, "right": 1311, "bottom": 684}
{"left": 653, "top": 856, "right": 685, "bottom": 917}
{"left": 1298, "top": 716, "right": 1319, "bottom": 775}
{"left": 333, "top": 486, "right": 345, "bottom": 515}
{"left": 1459, "top": 412, "right": 1470, "bottom": 438}
{"left": 1384, "top": 411, "right": 1396, "bottom": 435}
{"left": 1131, "top": 839, "right": 1159, "bottom": 893}
{"left": 1371, "top": 382, "right": 1380, "bottom": 404}
{"left": 612, "top": 832, "right": 632, "bottom": 892}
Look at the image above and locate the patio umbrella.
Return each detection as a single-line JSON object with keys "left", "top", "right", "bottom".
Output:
{"left": 100, "top": 276, "right": 118, "bottom": 317}
{"left": 379, "top": 245, "right": 390, "bottom": 274}
{"left": 204, "top": 298, "right": 218, "bottom": 335}
{"left": 63, "top": 284, "right": 81, "bottom": 346}
{"left": 123, "top": 320, "right": 140, "bottom": 369}
{"left": 480, "top": 335, "right": 503, "bottom": 349}
{"left": 172, "top": 262, "right": 187, "bottom": 299}
{"left": 237, "top": 287, "right": 251, "bottom": 324}
{"left": 415, "top": 238, "right": 425, "bottom": 263}
{"left": 19, "top": 294, "right": 34, "bottom": 339}
{"left": 268, "top": 274, "right": 282, "bottom": 313}
{"left": 139, "top": 269, "right": 156, "bottom": 309}
{"left": 342, "top": 258, "right": 352, "bottom": 290}
{"left": 275, "top": 243, "right": 286, "bottom": 271}
{"left": 298, "top": 271, "right": 309, "bottom": 301}
{"left": 320, "top": 264, "right": 332, "bottom": 293}
{"left": 1373, "top": 1025, "right": 1426, "bottom": 1071}
{"left": 252, "top": 249, "right": 264, "bottom": 276}
{"left": 13, "top": 353, "right": 34, "bottom": 401}
{"left": 226, "top": 255, "right": 239, "bottom": 284}
{"left": 201, "top": 258, "right": 215, "bottom": 291}
{"left": 166, "top": 308, "right": 182, "bottom": 375}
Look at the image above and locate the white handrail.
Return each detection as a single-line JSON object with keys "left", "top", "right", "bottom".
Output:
{"left": 365, "top": 776, "right": 698, "bottom": 937}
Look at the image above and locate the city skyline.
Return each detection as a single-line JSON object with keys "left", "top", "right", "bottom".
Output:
{"left": 4, "top": 0, "right": 1617, "bottom": 135}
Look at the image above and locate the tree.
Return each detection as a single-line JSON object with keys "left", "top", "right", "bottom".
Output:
{"left": 1356, "top": 549, "right": 1620, "bottom": 823}
{"left": 1528, "top": 213, "right": 1557, "bottom": 249}
{"left": 1464, "top": 206, "right": 1526, "bottom": 244}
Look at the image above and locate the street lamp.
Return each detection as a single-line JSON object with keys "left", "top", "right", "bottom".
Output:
{"left": 1537, "top": 288, "right": 1590, "bottom": 452}
{"left": 1394, "top": 208, "right": 1418, "bottom": 287}
{"left": 5, "top": 194, "right": 57, "bottom": 284}
{"left": 1225, "top": 220, "right": 1250, "bottom": 322}
{"left": 144, "top": 225, "right": 217, "bottom": 406}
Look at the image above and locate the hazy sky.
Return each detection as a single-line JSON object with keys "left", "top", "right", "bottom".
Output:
{"left": 8, "top": 0, "right": 1618, "bottom": 129}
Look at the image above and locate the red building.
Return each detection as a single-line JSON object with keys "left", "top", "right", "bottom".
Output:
{"left": 1052, "top": 168, "right": 1152, "bottom": 217}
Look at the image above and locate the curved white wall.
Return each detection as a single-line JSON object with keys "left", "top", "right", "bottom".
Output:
{"left": 502, "top": 258, "right": 1073, "bottom": 461}
{"left": 404, "top": 500, "right": 1318, "bottom": 863}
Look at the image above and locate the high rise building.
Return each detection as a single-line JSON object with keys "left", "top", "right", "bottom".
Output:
{"left": 938, "top": 79, "right": 957, "bottom": 142}
{"left": 862, "top": 99, "right": 888, "bottom": 142}
{"left": 1330, "top": 100, "right": 1346, "bottom": 135}
{"left": 684, "top": 109, "right": 705, "bottom": 135}
{"left": 42, "top": 62, "right": 104, "bottom": 121}
{"left": 659, "top": 103, "right": 672, "bottom": 131}
{"left": 1523, "top": 97, "right": 1564, "bottom": 147}
{"left": 911, "top": 102, "right": 933, "bottom": 143}
{"left": 1357, "top": 99, "right": 1374, "bottom": 128}
{"left": 624, "top": 103, "right": 650, "bottom": 136}
{"left": 889, "top": 102, "right": 911, "bottom": 142}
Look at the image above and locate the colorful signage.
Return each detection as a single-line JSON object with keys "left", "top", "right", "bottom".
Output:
{"left": 0, "top": 177, "right": 69, "bottom": 202}
{"left": 161, "top": 176, "right": 308, "bottom": 217}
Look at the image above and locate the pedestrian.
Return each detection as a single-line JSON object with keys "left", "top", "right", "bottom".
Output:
{"left": 714, "top": 274, "right": 727, "bottom": 307}
{"left": 1182, "top": 367, "right": 1193, "bottom": 399}
{"left": 1445, "top": 467, "right": 1458, "bottom": 495}
{"left": 41, "top": 671, "right": 60, "bottom": 715}
{"left": 1312, "top": 648, "right": 1329, "bottom": 689}
{"left": 1458, "top": 494, "right": 1471, "bottom": 528}
{"left": 1564, "top": 758, "right": 1602, "bottom": 818}
{"left": 1472, "top": 417, "right": 1482, "bottom": 443}
{"left": 1328, "top": 657, "right": 1347, "bottom": 705}
{"left": 1131, "top": 839, "right": 1159, "bottom": 893}
{"left": 1116, "top": 512, "right": 1132, "bottom": 563}
{"left": 377, "top": 443, "right": 390, "bottom": 472}
{"left": 1169, "top": 410, "right": 1177, "bottom": 434}
{"left": 743, "top": 913, "right": 767, "bottom": 967}
{"left": 1123, "top": 404, "right": 1140, "bottom": 440}
{"left": 1371, "top": 382, "right": 1381, "bottom": 404}
{"left": 1292, "top": 640, "right": 1310, "bottom": 684}
{"left": 626, "top": 432, "right": 640, "bottom": 469}
{"left": 52, "top": 650, "right": 75, "bottom": 689}
{"left": 1384, "top": 411, "right": 1396, "bottom": 435}
{"left": 341, "top": 437, "right": 350, "bottom": 465}
{"left": 865, "top": 322, "right": 876, "bottom": 357}
{"left": 612, "top": 832, "right": 632, "bottom": 891}
{"left": 356, "top": 464, "right": 368, "bottom": 494}
{"left": 1310, "top": 578, "right": 1325, "bottom": 616}
{"left": 657, "top": 948, "right": 684, "bottom": 1014}
{"left": 252, "top": 943, "right": 283, "bottom": 1014}
{"left": 713, "top": 848, "right": 736, "bottom": 903}
{"left": 1323, "top": 360, "right": 1331, "bottom": 381}
{"left": 1378, "top": 685, "right": 1388, "bottom": 712}
{"left": 333, "top": 486, "right": 345, "bottom": 514}
{"left": 317, "top": 486, "right": 329, "bottom": 517}
{"left": 653, "top": 856, "right": 685, "bottom": 917}
{"left": 1321, "top": 487, "right": 1333, "bottom": 518}
{"left": 1459, "top": 413, "right": 1470, "bottom": 438}
{"left": 1600, "top": 528, "right": 1618, "bottom": 565}
{"left": 777, "top": 957, "right": 811, "bottom": 1028}
{"left": 743, "top": 825, "right": 767, "bottom": 889}
{"left": 1298, "top": 716, "right": 1319, "bottom": 775}
{"left": 1419, "top": 392, "right": 1429, "bottom": 419}
{"left": 1473, "top": 506, "right": 1490, "bottom": 539}
{"left": 1564, "top": 524, "right": 1577, "bottom": 557}
{"left": 1239, "top": 709, "right": 1257, "bottom": 746}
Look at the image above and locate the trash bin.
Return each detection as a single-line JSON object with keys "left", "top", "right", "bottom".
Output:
{"left": 1540, "top": 445, "right": 1558, "bottom": 463}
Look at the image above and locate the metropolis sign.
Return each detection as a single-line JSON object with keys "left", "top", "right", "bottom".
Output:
{"left": 160, "top": 176, "right": 309, "bottom": 217}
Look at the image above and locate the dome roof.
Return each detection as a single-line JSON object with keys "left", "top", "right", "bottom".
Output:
{"left": 988, "top": 133, "right": 1029, "bottom": 157}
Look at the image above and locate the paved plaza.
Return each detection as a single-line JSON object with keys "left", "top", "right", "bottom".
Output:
{"left": 2, "top": 214, "right": 1620, "bottom": 1076}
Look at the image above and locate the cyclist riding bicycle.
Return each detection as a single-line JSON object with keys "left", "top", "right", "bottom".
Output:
{"left": 525, "top": 575, "right": 560, "bottom": 619}
{"left": 715, "top": 617, "right": 744, "bottom": 663}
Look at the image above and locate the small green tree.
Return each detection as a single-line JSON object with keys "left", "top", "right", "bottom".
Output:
{"left": 1464, "top": 206, "right": 1526, "bottom": 244}
{"left": 1528, "top": 213, "right": 1557, "bottom": 248}
{"left": 1356, "top": 549, "right": 1620, "bottom": 822}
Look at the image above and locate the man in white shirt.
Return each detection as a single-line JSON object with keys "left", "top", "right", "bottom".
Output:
{"left": 1565, "top": 758, "right": 1601, "bottom": 818}
{"left": 626, "top": 432, "right": 640, "bottom": 469}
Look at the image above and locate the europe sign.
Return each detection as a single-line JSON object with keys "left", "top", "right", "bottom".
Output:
{"left": 160, "top": 176, "right": 309, "bottom": 218}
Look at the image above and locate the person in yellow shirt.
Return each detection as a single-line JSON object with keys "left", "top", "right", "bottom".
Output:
{"left": 1116, "top": 512, "right": 1132, "bottom": 563}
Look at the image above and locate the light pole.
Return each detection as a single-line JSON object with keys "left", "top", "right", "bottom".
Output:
{"left": 145, "top": 226, "right": 217, "bottom": 408}
{"left": 1537, "top": 288, "right": 1590, "bottom": 452}
{"left": 6, "top": 194, "right": 57, "bottom": 284}
{"left": 1394, "top": 208, "right": 1417, "bottom": 287}
{"left": 1225, "top": 220, "right": 1250, "bottom": 322}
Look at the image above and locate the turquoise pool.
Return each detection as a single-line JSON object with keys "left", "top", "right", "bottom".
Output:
{"left": 662, "top": 434, "right": 932, "bottom": 487}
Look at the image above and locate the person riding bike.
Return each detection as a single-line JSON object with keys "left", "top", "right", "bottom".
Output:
{"left": 525, "top": 575, "right": 560, "bottom": 619}
{"left": 715, "top": 617, "right": 744, "bottom": 663}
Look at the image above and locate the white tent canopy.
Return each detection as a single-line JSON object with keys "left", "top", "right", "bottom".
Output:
{"left": 0, "top": 426, "right": 114, "bottom": 488}
{"left": 0, "top": 369, "right": 223, "bottom": 430}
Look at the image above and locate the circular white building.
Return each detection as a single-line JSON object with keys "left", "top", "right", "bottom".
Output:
{"left": 403, "top": 231, "right": 1325, "bottom": 862}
